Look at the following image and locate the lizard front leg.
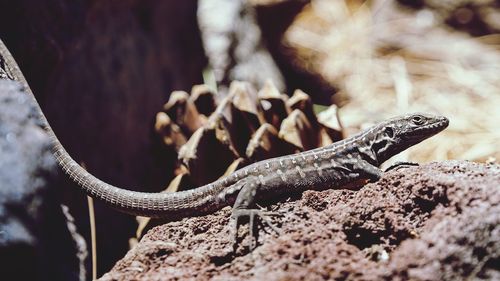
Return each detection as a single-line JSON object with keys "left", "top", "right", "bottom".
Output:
{"left": 352, "top": 159, "right": 384, "bottom": 182}
{"left": 231, "top": 178, "right": 279, "bottom": 249}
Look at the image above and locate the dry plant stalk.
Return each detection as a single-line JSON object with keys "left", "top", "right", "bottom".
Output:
{"left": 284, "top": 0, "right": 500, "bottom": 164}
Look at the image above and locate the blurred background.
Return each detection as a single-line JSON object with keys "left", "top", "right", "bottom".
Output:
{"left": 0, "top": 0, "right": 498, "bottom": 277}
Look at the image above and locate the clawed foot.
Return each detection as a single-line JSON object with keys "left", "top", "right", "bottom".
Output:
{"left": 231, "top": 208, "right": 281, "bottom": 250}
{"left": 384, "top": 161, "right": 419, "bottom": 172}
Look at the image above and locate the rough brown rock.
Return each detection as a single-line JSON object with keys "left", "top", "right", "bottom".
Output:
{"left": 100, "top": 160, "right": 500, "bottom": 280}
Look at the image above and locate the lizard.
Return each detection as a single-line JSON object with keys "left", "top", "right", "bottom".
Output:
{"left": 0, "top": 39, "right": 449, "bottom": 245}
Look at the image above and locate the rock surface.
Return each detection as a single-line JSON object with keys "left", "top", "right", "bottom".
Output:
{"left": 0, "top": 79, "right": 83, "bottom": 281}
{"left": 101, "top": 160, "right": 499, "bottom": 280}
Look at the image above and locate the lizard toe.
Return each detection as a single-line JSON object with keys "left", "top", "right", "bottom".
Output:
{"left": 384, "top": 161, "right": 419, "bottom": 172}
{"left": 231, "top": 208, "right": 281, "bottom": 249}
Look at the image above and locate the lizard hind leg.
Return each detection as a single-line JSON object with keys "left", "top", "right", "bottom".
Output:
{"left": 230, "top": 180, "right": 280, "bottom": 250}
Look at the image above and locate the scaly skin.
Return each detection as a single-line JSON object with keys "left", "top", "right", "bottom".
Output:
{"left": 0, "top": 39, "right": 449, "bottom": 229}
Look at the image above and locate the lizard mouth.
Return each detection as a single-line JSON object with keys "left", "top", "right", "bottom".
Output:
{"left": 412, "top": 116, "right": 449, "bottom": 136}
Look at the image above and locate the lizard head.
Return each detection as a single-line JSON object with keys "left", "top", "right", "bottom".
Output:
{"left": 371, "top": 113, "right": 449, "bottom": 163}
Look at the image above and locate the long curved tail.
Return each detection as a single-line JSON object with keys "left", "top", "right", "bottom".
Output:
{"left": 0, "top": 39, "right": 219, "bottom": 218}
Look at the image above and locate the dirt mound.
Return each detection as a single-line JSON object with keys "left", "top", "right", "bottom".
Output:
{"left": 101, "top": 160, "right": 499, "bottom": 281}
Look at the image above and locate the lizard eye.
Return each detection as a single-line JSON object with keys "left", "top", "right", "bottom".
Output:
{"left": 412, "top": 115, "right": 424, "bottom": 125}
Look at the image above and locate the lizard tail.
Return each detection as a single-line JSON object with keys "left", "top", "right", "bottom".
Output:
{"left": 0, "top": 39, "right": 219, "bottom": 218}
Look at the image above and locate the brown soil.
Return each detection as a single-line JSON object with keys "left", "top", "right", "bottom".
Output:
{"left": 100, "top": 160, "right": 499, "bottom": 281}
